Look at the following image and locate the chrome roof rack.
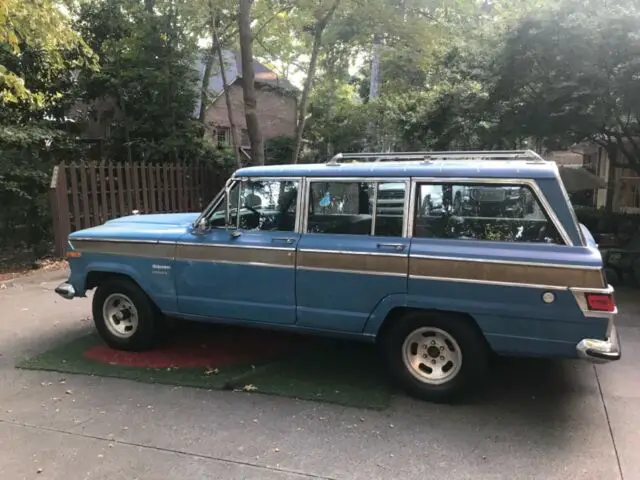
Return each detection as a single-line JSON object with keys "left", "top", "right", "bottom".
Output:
{"left": 326, "top": 150, "right": 546, "bottom": 165}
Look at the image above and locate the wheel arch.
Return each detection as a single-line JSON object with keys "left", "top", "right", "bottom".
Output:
{"left": 376, "top": 306, "right": 489, "bottom": 347}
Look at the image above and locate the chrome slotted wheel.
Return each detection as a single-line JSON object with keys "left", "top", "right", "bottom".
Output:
{"left": 402, "top": 327, "right": 463, "bottom": 385}
{"left": 102, "top": 293, "right": 139, "bottom": 339}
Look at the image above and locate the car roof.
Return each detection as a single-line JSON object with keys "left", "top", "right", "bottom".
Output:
{"left": 234, "top": 160, "right": 559, "bottom": 180}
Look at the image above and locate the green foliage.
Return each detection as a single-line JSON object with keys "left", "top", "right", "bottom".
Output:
{"left": 485, "top": 0, "right": 640, "bottom": 169}
{"left": 265, "top": 136, "right": 295, "bottom": 165}
{"left": 0, "top": 0, "right": 96, "bottom": 109}
{"left": 74, "top": 0, "right": 206, "bottom": 163}
{"left": 574, "top": 206, "right": 640, "bottom": 241}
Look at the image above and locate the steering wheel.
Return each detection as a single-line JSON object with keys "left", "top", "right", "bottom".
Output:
{"left": 243, "top": 204, "right": 261, "bottom": 217}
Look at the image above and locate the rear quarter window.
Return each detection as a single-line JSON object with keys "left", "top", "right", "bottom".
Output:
{"left": 413, "top": 182, "right": 564, "bottom": 244}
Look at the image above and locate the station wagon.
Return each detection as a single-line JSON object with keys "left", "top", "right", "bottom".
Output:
{"left": 55, "top": 150, "right": 620, "bottom": 402}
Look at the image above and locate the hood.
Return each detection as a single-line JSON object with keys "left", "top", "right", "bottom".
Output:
{"left": 69, "top": 212, "right": 200, "bottom": 243}
{"left": 105, "top": 212, "right": 200, "bottom": 227}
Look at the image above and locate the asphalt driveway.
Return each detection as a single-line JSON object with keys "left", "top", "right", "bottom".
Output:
{"left": 0, "top": 269, "right": 638, "bottom": 480}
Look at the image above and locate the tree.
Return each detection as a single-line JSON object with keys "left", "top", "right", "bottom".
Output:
{"left": 0, "top": 0, "right": 94, "bottom": 109}
{"left": 238, "top": 0, "right": 265, "bottom": 165}
{"left": 290, "top": 0, "right": 341, "bottom": 163}
{"left": 487, "top": 0, "right": 640, "bottom": 172}
{"left": 75, "top": 0, "right": 208, "bottom": 163}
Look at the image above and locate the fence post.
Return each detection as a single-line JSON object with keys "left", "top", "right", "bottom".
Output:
{"left": 49, "top": 164, "right": 70, "bottom": 258}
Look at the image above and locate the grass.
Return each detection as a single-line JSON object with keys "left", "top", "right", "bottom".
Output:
{"left": 17, "top": 331, "right": 393, "bottom": 410}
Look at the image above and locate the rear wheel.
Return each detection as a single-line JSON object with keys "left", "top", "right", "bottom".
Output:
{"left": 92, "top": 278, "right": 163, "bottom": 351}
{"left": 383, "top": 311, "right": 489, "bottom": 403}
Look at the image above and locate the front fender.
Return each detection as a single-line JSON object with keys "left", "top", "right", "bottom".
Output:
{"left": 71, "top": 259, "right": 177, "bottom": 313}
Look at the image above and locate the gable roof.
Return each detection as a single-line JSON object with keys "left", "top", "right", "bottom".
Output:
{"left": 193, "top": 49, "right": 297, "bottom": 117}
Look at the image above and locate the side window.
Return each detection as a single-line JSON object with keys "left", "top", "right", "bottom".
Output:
{"left": 374, "top": 182, "right": 405, "bottom": 237}
{"left": 307, "top": 181, "right": 373, "bottom": 235}
{"left": 306, "top": 180, "right": 406, "bottom": 237}
{"left": 208, "top": 179, "right": 298, "bottom": 232}
{"left": 413, "top": 183, "right": 563, "bottom": 244}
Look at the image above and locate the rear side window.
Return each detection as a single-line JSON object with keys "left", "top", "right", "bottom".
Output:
{"left": 413, "top": 183, "right": 563, "bottom": 244}
{"left": 307, "top": 180, "right": 405, "bottom": 237}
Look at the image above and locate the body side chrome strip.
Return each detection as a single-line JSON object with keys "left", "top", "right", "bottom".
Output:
{"left": 409, "top": 274, "right": 569, "bottom": 291}
{"left": 410, "top": 253, "right": 602, "bottom": 270}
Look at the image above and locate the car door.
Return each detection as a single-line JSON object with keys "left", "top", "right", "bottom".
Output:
{"left": 175, "top": 177, "right": 302, "bottom": 325}
{"left": 295, "top": 178, "right": 410, "bottom": 333}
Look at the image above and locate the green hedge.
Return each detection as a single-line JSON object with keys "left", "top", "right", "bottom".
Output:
{"left": 574, "top": 206, "right": 640, "bottom": 244}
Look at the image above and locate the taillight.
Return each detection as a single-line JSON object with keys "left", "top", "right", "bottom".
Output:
{"left": 586, "top": 293, "right": 616, "bottom": 312}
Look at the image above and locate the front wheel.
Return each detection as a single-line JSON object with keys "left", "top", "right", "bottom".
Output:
{"left": 383, "top": 311, "right": 489, "bottom": 403}
{"left": 92, "top": 278, "right": 163, "bottom": 351}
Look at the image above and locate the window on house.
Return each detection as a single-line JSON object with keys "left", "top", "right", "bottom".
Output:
{"left": 618, "top": 169, "right": 640, "bottom": 212}
{"left": 216, "top": 127, "right": 231, "bottom": 147}
{"left": 306, "top": 181, "right": 405, "bottom": 237}
{"left": 413, "top": 183, "right": 563, "bottom": 244}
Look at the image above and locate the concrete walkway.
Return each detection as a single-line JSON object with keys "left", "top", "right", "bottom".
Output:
{"left": 0, "top": 269, "right": 638, "bottom": 480}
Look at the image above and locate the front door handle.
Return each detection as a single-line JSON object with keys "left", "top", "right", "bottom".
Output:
{"left": 376, "top": 243, "right": 406, "bottom": 252}
{"left": 272, "top": 237, "right": 295, "bottom": 245}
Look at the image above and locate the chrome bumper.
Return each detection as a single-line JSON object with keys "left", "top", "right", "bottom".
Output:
{"left": 576, "top": 324, "right": 621, "bottom": 364}
{"left": 54, "top": 282, "right": 76, "bottom": 300}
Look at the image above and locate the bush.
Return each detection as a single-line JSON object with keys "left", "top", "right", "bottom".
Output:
{"left": 574, "top": 206, "right": 640, "bottom": 244}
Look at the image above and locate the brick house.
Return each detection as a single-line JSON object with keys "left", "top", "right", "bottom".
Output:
{"left": 68, "top": 51, "right": 298, "bottom": 160}
{"left": 194, "top": 50, "right": 298, "bottom": 157}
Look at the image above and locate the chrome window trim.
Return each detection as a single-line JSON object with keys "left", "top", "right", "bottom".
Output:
{"left": 194, "top": 177, "right": 235, "bottom": 227}
{"left": 552, "top": 162, "right": 586, "bottom": 246}
{"left": 409, "top": 177, "right": 574, "bottom": 246}
{"left": 302, "top": 177, "right": 409, "bottom": 236}
{"left": 406, "top": 179, "right": 417, "bottom": 238}
{"left": 409, "top": 274, "right": 569, "bottom": 291}
{"left": 370, "top": 181, "right": 378, "bottom": 236}
{"left": 211, "top": 177, "right": 303, "bottom": 233}
{"left": 410, "top": 253, "right": 602, "bottom": 270}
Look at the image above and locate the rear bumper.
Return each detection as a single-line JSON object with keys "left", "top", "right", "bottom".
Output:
{"left": 576, "top": 324, "right": 621, "bottom": 363}
{"left": 54, "top": 282, "right": 76, "bottom": 300}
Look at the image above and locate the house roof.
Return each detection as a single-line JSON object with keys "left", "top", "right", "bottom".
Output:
{"left": 193, "top": 50, "right": 297, "bottom": 117}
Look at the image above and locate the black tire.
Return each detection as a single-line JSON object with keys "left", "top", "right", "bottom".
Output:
{"left": 383, "top": 311, "right": 489, "bottom": 403}
{"left": 92, "top": 277, "right": 163, "bottom": 351}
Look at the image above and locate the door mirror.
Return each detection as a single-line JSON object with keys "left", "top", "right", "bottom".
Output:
{"left": 192, "top": 217, "right": 210, "bottom": 236}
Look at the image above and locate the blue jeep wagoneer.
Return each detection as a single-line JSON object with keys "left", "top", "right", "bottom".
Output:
{"left": 55, "top": 150, "right": 620, "bottom": 402}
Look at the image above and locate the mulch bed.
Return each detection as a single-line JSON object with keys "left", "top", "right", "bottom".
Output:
{"left": 17, "top": 323, "right": 393, "bottom": 409}
{"left": 0, "top": 251, "right": 66, "bottom": 283}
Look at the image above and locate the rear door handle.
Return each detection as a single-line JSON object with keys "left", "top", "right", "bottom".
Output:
{"left": 376, "top": 243, "right": 406, "bottom": 252}
{"left": 272, "top": 237, "right": 295, "bottom": 245}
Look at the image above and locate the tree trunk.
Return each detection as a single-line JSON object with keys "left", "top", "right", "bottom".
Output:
{"left": 605, "top": 145, "right": 617, "bottom": 213}
{"left": 238, "top": 0, "right": 264, "bottom": 165}
{"left": 213, "top": 24, "right": 242, "bottom": 169}
{"left": 291, "top": 0, "right": 341, "bottom": 164}
{"left": 198, "top": 50, "right": 215, "bottom": 126}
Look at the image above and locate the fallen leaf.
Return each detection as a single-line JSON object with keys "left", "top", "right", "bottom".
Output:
{"left": 242, "top": 384, "right": 258, "bottom": 392}
{"left": 204, "top": 367, "right": 219, "bottom": 376}
{"left": 65, "top": 390, "right": 72, "bottom": 395}
{"left": 37, "top": 468, "right": 43, "bottom": 474}
{"left": 273, "top": 448, "right": 280, "bottom": 452}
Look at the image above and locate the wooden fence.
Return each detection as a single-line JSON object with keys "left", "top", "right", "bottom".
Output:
{"left": 49, "top": 162, "right": 228, "bottom": 257}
